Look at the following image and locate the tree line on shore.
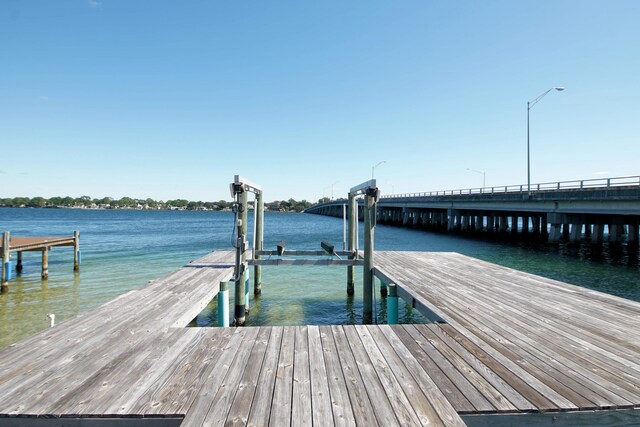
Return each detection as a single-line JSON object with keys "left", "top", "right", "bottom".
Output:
{"left": 0, "top": 196, "right": 314, "bottom": 212}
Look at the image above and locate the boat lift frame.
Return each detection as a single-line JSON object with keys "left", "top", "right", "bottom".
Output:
{"left": 229, "top": 175, "right": 378, "bottom": 326}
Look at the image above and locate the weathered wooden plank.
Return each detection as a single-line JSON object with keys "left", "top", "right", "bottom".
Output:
{"left": 307, "top": 326, "right": 334, "bottom": 427}
{"left": 292, "top": 326, "right": 312, "bottom": 427}
{"left": 392, "top": 324, "right": 476, "bottom": 413}
{"left": 368, "top": 325, "right": 466, "bottom": 426}
{"left": 329, "top": 325, "right": 379, "bottom": 426}
{"left": 341, "top": 326, "right": 399, "bottom": 426}
{"left": 128, "top": 327, "right": 234, "bottom": 416}
{"left": 318, "top": 326, "right": 356, "bottom": 427}
{"left": 268, "top": 326, "right": 295, "bottom": 427}
{"left": 179, "top": 328, "right": 247, "bottom": 425}
{"left": 201, "top": 327, "right": 261, "bottom": 426}
{"left": 224, "top": 327, "right": 272, "bottom": 427}
{"left": 246, "top": 326, "right": 283, "bottom": 427}
{"left": 403, "top": 324, "right": 495, "bottom": 413}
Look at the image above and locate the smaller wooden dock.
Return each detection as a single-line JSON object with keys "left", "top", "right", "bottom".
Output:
{"left": 1, "top": 231, "right": 80, "bottom": 290}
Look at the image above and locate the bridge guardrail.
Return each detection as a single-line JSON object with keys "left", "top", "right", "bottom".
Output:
{"left": 380, "top": 175, "right": 640, "bottom": 199}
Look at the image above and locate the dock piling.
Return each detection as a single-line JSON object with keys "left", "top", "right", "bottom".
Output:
{"left": 73, "top": 230, "right": 80, "bottom": 271}
{"left": 362, "top": 186, "right": 378, "bottom": 324}
{"left": 346, "top": 194, "right": 357, "bottom": 296}
{"left": 42, "top": 247, "right": 49, "bottom": 279}
{"left": 234, "top": 188, "right": 248, "bottom": 326}
{"left": 387, "top": 283, "right": 398, "bottom": 324}
{"left": 254, "top": 192, "right": 263, "bottom": 295}
{"left": 2, "top": 231, "right": 9, "bottom": 289}
{"left": 16, "top": 252, "right": 23, "bottom": 274}
{"left": 218, "top": 281, "right": 229, "bottom": 327}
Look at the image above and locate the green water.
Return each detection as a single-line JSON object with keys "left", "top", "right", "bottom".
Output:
{"left": 1, "top": 208, "right": 638, "bottom": 349}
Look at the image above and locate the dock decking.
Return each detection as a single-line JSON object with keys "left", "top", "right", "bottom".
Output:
{"left": 0, "top": 250, "right": 638, "bottom": 425}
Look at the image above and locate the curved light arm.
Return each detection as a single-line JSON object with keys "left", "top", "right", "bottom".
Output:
{"left": 529, "top": 87, "right": 565, "bottom": 110}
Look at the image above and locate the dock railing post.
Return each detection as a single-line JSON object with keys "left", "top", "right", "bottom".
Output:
{"left": 254, "top": 191, "right": 263, "bottom": 295}
{"left": 363, "top": 186, "right": 378, "bottom": 324}
{"left": 73, "top": 230, "right": 80, "bottom": 271}
{"left": 347, "top": 194, "right": 357, "bottom": 296}
{"left": 387, "top": 283, "right": 398, "bottom": 325}
{"left": 218, "top": 281, "right": 229, "bottom": 327}
{"left": 2, "top": 231, "right": 10, "bottom": 289}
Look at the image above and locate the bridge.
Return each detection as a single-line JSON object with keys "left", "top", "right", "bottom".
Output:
{"left": 305, "top": 176, "right": 640, "bottom": 245}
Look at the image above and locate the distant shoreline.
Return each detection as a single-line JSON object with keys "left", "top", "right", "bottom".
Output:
{"left": 0, "top": 196, "right": 317, "bottom": 212}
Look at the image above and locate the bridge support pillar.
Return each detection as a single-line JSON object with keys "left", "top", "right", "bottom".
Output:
{"left": 499, "top": 216, "right": 508, "bottom": 233}
{"left": 609, "top": 224, "right": 622, "bottom": 242}
{"left": 531, "top": 217, "right": 540, "bottom": 234}
{"left": 570, "top": 224, "right": 583, "bottom": 242}
{"left": 475, "top": 215, "right": 483, "bottom": 232}
{"left": 628, "top": 224, "right": 639, "bottom": 246}
{"left": 511, "top": 215, "right": 518, "bottom": 234}
{"left": 592, "top": 224, "right": 604, "bottom": 244}
{"left": 486, "top": 215, "right": 494, "bottom": 232}
{"left": 549, "top": 225, "right": 561, "bottom": 243}
{"left": 447, "top": 209, "right": 456, "bottom": 231}
{"left": 461, "top": 215, "right": 469, "bottom": 231}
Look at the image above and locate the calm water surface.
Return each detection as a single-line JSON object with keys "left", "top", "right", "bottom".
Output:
{"left": 0, "top": 208, "right": 638, "bottom": 349}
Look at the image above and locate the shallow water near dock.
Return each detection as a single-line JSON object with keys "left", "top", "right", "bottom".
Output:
{"left": 0, "top": 208, "right": 638, "bottom": 349}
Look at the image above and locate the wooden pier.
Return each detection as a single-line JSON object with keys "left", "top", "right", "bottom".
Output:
{"left": 0, "top": 250, "right": 639, "bottom": 425}
{"left": 1, "top": 231, "right": 80, "bottom": 291}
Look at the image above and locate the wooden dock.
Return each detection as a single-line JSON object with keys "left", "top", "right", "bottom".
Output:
{"left": 1, "top": 231, "right": 80, "bottom": 289}
{"left": 0, "top": 250, "right": 638, "bottom": 425}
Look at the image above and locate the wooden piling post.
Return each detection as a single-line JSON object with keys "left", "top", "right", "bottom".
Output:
{"left": 254, "top": 191, "right": 263, "bottom": 295}
{"left": 16, "top": 252, "right": 23, "bottom": 274}
{"left": 347, "top": 194, "right": 357, "bottom": 296}
{"left": 2, "top": 231, "right": 9, "bottom": 290}
{"left": 234, "top": 188, "right": 248, "bottom": 326}
{"left": 387, "top": 283, "right": 398, "bottom": 325}
{"left": 73, "top": 230, "right": 80, "bottom": 271}
{"left": 245, "top": 267, "right": 250, "bottom": 311}
{"left": 41, "top": 247, "right": 49, "bottom": 279}
{"left": 363, "top": 188, "right": 377, "bottom": 324}
{"left": 218, "top": 281, "right": 229, "bottom": 327}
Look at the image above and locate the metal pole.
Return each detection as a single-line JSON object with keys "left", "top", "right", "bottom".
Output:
{"left": 527, "top": 101, "right": 531, "bottom": 197}
{"left": 254, "top": 191, "right": 263, "bottom": 295}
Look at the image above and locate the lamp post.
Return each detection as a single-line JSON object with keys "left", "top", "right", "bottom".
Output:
{"left": 331, "top": 181, "right": 339, "bottom": 200}
{"left": 372, "top": 161, "right": 386, "bottom": 179}
{"left": 527, "top": 87, "right": 564, "bottom": 196}
{"left": 466, "top": 168, "right": 486, "bottom": 189}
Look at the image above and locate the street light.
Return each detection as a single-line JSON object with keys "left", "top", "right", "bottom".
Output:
{"left": 527, "top": 86, "right": 564, "bottom": 196}
{"left": 467, "top": 168, "right": 486, "bottom": 189}
{"left": 372, "top": 161, "right": 386, "bottom": 179}
{"left": 331, "top": 181, "right": 339, "bottom": 200}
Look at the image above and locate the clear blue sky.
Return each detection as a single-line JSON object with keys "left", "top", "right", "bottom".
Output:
{"left": 1, "top": 1, "right": 639, "bottom": 202}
